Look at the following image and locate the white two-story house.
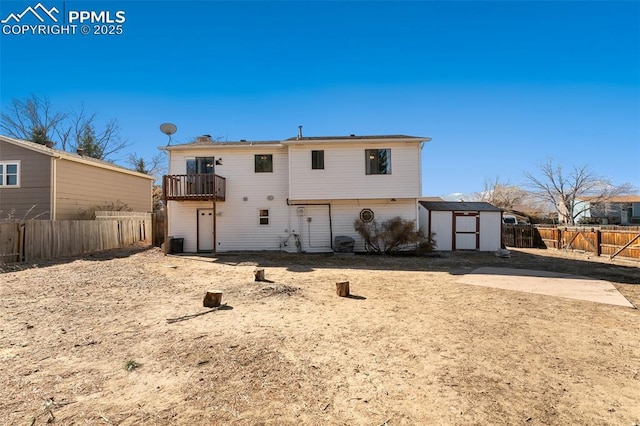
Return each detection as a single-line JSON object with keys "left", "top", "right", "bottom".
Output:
{"left": 162, "top": 132, "right": 431, "bottom": 253}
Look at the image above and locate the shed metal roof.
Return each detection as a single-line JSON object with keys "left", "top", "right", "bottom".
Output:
{"left": 418, "top": 201, "right": 502, "bottom": 212}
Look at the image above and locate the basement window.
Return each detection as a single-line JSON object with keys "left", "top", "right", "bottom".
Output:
{"left": 259, "top": 209, "right": 270, "bottom": 226}
{"left": 0, "top": 161, "right": 20, "bottom": 187}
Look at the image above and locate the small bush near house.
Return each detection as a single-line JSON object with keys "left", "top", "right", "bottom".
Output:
{"left": 354, "top": 216, "right": 435, "bottom": 255}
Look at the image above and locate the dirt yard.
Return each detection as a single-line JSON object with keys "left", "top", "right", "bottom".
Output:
{"left": 1, "top": 247, "right": 639, "bottom": 425}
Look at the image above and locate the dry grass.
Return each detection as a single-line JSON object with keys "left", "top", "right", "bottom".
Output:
{"left": 1, "top": 246, "right": 639, "bottom": 425}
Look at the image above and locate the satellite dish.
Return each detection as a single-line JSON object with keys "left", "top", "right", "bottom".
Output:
{"left": 160, "top": 123, "right": 177, "bottom": 146}
{"left": 160, "top": 123, "right": 177, "bottom": 136}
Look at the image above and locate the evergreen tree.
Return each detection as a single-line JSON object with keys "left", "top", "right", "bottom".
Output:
{"left": 30, "top": 125, "right": 49, "bottom": 145}
{"left": 76, "top": 124, "right": 104, "bottom": 159}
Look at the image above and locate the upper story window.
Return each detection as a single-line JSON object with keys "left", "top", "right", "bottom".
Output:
{"left": 365, "top": 149, "right": 391, "bottom": 175}
{"left": 255, "top": 154, "right": 273, "bottom": 173}
{"left": 186, "top": 157, "right": 215, "bottom": 174}
{"left": 311, "top": 150, "right": 324, "bottom": 170}
{"left": 0, "top": 161, "right": 20, "bottom": 187}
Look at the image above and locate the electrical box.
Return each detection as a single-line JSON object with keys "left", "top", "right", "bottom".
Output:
{"left": 296, "top": 207, "right": 305, "bottom": 216}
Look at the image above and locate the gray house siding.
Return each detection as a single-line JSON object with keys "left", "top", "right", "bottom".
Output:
{"left": 0, "top": 142, "right": 52, "bottom": 219}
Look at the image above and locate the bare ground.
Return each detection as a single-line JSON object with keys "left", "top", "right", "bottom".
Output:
{"left": 1, "top": 246, "right": 639, "bottom": 425}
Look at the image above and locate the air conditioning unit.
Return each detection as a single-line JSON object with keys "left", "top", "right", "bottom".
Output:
{"left": 296, "top": 207, "right": 305, "bottom": 216}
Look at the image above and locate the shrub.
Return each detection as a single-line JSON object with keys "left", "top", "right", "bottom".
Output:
{"left": 354, "top": 216, "right": 435, "bottom": 255}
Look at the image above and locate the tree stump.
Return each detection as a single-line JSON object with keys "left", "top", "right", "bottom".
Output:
{"left": 203, "top": 290, "right": 223, "bottom": 308}
{"left": 336, "top": 281, "right": 350, "bottom": 297}
{"left": 254, "top": 268, "right": 265, "bottom": 282}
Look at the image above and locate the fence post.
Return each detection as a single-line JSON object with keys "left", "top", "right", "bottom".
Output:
{"left": 557, "top": 228, "right": 562, "bottom": 250}
{"left": 18, "top": 223, "right": 25, "bottom": 262}
{"left": 595, "top": 229, "right": 602, "bottom": 257}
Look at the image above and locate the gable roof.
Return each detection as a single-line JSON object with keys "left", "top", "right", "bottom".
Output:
{"left": 0, "top": 135, "right": 154, "bottom": 180}
{"left": 418, "top": 201, "right": 502, "bottom": 212}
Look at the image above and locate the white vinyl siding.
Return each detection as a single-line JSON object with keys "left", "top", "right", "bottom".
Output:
{"left": 288, "top": 142, "right": 420, "bottom": 200}
{"left": 329, "top": 200, "right": 417, "bottom": 252}
{"left": 168, "top": 147, "right": 289, "bottom": 252}
{"left": 167, "top": 140, "right": 422, "bottom": 253}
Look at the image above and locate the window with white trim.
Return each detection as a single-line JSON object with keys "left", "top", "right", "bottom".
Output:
{"left": 365, "top": 149, "right": 391, "bottom": 175}
{"left": 259, "top": 209, "right": 270, "bottom": 226}
{"left": 0, "top": 161, "right": 20, "bottom": 187}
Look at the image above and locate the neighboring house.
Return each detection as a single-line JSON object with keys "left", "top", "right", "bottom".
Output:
{"left": 418, "top": 201, "right": 502, "bottom": 251}
{"left": 573, "top": 195, "right": 640, "bottom": 225}
{"left": 162, "top": 133, "right": 431, "bottom": 253}
{"left": 0, "top": 135, "right": 154, "bottom": 220}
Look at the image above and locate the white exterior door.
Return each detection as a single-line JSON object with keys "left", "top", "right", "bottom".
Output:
{"left": 197, "top": 209, "right": 214, "bottom": 251}
{"left": 454, "top": 212, "right": 479, "bottom": 250}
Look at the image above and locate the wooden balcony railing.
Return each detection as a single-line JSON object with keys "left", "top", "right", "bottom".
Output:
{"left": 163, "top": 174, "right": 226, "bottom": 201}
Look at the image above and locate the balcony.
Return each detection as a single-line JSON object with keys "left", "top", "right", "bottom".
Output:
{"left": 163, "top": 174, "right": 226, "bottom": 201}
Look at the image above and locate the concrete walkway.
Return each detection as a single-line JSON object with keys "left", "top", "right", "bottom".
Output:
{"left": 458, "top": 267, "right": 635, "bottom": 308}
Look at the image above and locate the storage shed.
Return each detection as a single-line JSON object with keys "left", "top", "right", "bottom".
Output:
{"left": 418, "top": 201, "right": 502, "bottom": 251}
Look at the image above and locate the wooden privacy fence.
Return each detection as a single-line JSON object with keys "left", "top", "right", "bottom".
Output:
{"left": 503, "top": 225, "right": 640, "bottom": 261}
{"left": 502, "top": 225, "right": 545, "bottom": 249}
{"left": 0, "top": 222, "right": 24, "bottom": 263}
{"left": 0, "top": 213, "right": 152, "bottom": 263}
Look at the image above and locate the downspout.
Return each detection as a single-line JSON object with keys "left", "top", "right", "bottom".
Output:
{"left": 50, "top": 156, "right": 58, "bottom": 219}
{"left": 162, "top": 175, "right": 169, "bottom": 254}
{"left": 286, "top": 199, "right": 333, "bottom": 250}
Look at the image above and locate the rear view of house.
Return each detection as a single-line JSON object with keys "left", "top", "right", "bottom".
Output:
{"left": 0, "top": 135, "right": 154, "bottom": 220}
{"left": 162, "top": 132, "right": 431, "bottom": 253}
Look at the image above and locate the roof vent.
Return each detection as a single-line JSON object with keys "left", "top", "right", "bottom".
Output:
{"left": 298, "top": 125, "right": 303, "bottom": 140}
{"left": 197, "top": 135, "right": 213, "bottom": 143}
{"left": 240, "top": 139, "right": 247, "bottom": 142}
{"left": 76, "top": 148, "right": 85, "bottom": 156}
{"left": 350, "top": 134, "right": 356, "bottom": 137}
{"left": 44, "top": 141, "right": 54, "bottom": 148}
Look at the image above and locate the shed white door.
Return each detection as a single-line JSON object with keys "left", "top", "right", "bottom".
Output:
{"left": 454, "top": 212, "right": 479, "bottom": 250}
{"left": 197, "top": 209, "right": 214, "bottom": 251}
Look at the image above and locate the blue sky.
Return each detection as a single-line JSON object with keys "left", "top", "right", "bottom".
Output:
{"left": 1, "top": 0, "right": 638, "bottom": 196}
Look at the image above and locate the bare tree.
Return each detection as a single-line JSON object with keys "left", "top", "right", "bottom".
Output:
{"left": 0, "top": 95, "right": 66, "bottom": 143}
{"left": 125, "top": 153, "right": 167, "bottom": 178}
{"left": 1, "top": 95, "right": 129, "bottom": 160}
{"left": 524, "top": 159, "right": 634, "bottom": 225}
{"left": 477, "top": 176, "right": 525, "bottom": 211}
